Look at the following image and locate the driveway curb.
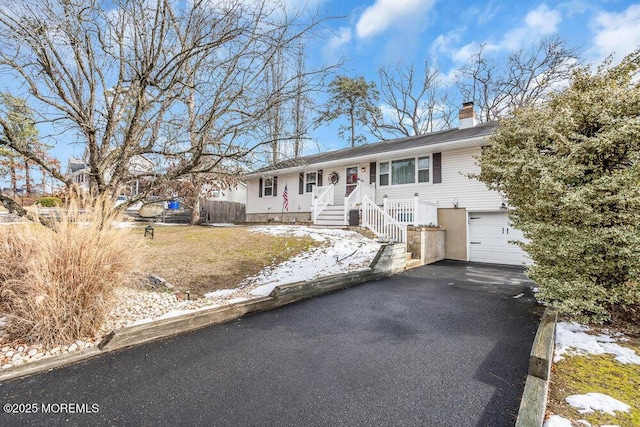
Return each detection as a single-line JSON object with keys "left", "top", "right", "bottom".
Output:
{"left": 0, "top": 243, "right": 406, "bottom": 382}
{"left": 515, "top": 307, "right": 558, "bottom": 427}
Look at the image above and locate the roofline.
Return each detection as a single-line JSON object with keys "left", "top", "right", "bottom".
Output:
{"left": 244, "top": 132, "right": 492, "bottom": 179}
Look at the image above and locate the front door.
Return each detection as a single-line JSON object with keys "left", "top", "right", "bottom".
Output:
{"left": 345, "top": 166, "right": 358, "bottom": 196}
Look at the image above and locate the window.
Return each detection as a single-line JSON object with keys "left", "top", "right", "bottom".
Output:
{"left": 305, "top": 172, "right": 317, "bottom": 193}
{"left": 418, "top": 156, "right": 430, "bottom": 183}
{"left": 391, "top": 158, "right": 415, "bottom": 185}
{"left": 379, "top": 162, "right": 389, "bottom": 186}
{"left": 264, "top": 178, "right": 273, "bottom": 196}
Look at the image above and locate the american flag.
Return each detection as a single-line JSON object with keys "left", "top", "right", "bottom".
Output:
{"left": 282, "top": 183, "right": 289, "bottom": 211}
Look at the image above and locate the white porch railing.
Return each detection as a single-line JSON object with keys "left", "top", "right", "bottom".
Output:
{"left": 383, "top": 194, "right": 438, "bottom": 226}
{"left": 311, "top": 184, "right": 334, "bottom": 222}
{"left": 343, "top": 181, "right": 376, "bottom": 224}
{"left": 361, "top": 195, "right": 407, "bottom": 243}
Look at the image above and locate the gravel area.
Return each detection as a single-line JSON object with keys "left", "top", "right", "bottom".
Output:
{"left": 0, "top": 226, "right": 380, "bottom": 371}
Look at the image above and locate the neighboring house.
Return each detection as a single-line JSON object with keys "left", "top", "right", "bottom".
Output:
{"left": 244, "top": 102, "right": 530, "bottom": 266}
{"left": 66, "top": 157, "right": 90, "bottom": 189}
{"left": 203, "top": 181, "right": 247, "bottom": 204}
{"left": 65, "top": 155, "right": 154, "bottom": 195}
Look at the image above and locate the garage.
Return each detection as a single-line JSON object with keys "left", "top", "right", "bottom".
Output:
{"left": 468, "top": 211, "right": 531, "bottom": 266}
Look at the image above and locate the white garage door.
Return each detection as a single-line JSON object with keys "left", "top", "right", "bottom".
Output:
{"left": 468, "top": 212, "right": 531, "bottom": 266}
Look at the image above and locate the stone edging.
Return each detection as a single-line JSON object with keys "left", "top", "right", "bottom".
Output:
{"left": 0, "top": 244, "right": 406, "bottom": 383}
{"left": 515, "top": 307, "right": 558, "bottom": 427}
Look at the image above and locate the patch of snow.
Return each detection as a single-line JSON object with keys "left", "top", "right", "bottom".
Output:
{"left": 250, "top": 283, "right": 279, "bottom": 297}
{"left": 554, "top": 322, "right": 640, "bottom": 364}
{"left": 205, "top": 223, "right": 237, "bottom": 227}
{"left": 513, "top": 292, "right": 524, "bottom": 299}
{"left": 544, "top": 415, "right": 573, "bottom": 427}
{"left": 565, "top": 392, "right": 630, "bottom": 415}
{"left": 204, "top": 289, "right": 236, "bottom": 298}
{"left": 575, "top": 420, "right": 592, "bottom": 427}
{"left": 0, "top": 317, "right": 6, "bottom": 328}
{"left": 228, "top": 297, "right": 248, "bottom": 304}
{"left": 245, "top": 226, "right": 380, "bottom": 296}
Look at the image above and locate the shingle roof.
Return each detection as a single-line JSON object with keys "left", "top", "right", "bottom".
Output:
{"left": 255, "top": 122, "right": 498, "bottom": 173}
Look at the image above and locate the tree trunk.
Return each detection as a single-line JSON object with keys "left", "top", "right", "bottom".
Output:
{"left": 24, "top": 160, "right": 31, "bottom": 194}
{"left": 190, "top": 197, "right": 201, "bottom": 225}
{"left": 9, "top": 158, "right": 18, "bottom": 196}
{"left": 350, "top": 108, "right": 356, "bottom": 148}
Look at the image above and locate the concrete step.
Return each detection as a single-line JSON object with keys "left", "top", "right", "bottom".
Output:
{"left": 314, "top": 205, "right": 345, "bottom": 226}
{"left": 314, "top": 218, "right": 346, "bottom": 226}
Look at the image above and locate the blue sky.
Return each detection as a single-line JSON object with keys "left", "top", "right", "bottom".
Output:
{"left": 3, "top": 0, "right": 640, "bottom": 183}
{"left": 305, "top": 0, "right": 640, "bottom": 151}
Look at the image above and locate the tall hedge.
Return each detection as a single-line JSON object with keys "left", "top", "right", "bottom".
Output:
{"left": 477, "top": 50, "right": 640, "bottom": 322}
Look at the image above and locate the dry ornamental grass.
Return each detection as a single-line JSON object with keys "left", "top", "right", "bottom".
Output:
{"left": 0, "top": 195, "right": 140, "bottom": 347}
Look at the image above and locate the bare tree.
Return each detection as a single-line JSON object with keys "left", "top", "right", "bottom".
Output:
{"left": 373, "top": 60, "right": 457, "bottom": 139}
{"left": 292, "top": 42, "right": 311, "bottom": 158}
{"left": 0, "top": 0, "right": 334, "bottom": 217}
{"left": 456, "top": 37, "right": 578, "bottom": 122}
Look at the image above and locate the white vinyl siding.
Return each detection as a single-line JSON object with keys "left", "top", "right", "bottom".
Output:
{"left": 374, "top": 148, "right": 503, "bottom": 210}
{"left": 246, "top": 148, "right": 503, "bottom": 214}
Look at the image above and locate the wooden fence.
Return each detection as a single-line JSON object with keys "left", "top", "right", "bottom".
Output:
{"left": 199, "top": 200, "right": 246, "bottom": 224}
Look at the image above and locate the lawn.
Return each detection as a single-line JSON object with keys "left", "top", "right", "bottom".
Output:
{"left": 137, "top": 225, "right": 320, "bottom": 297}
{"left": 547, "top": 326, "right": 640, "bottom": 426}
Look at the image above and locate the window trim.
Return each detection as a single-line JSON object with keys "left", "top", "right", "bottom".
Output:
{"left": 305, "top": 172, "right": 317, "bottom": 193}
{"left": 263, "top": 177, "right": 274, "bottom": 197}
{"left": 418, "top": 156, "right": 430, "bottom": 183}
{"left": 378, "top": 154, "right": 433, "bottom": 186}
{"left": 379, "top": 162, "right": 389, "bottom": 186}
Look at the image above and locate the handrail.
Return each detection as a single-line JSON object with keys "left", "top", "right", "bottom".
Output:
{"left": 361, "top": 195, "right": 407, "bottom": 243}
{"left": 343, "top": 182, "right": 360, "bottom": 223}
{"left": 312, "top": 184, "right": 334, "bottom": 222}
{"left": 384, "top": 196, "right": 438, "bottom": 226}
{"left": 343, "top": 180, "right": 376, "bottom": 223}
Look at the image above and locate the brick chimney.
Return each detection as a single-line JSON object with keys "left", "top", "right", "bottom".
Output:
{"left": 458, "top": 101, "right": 477, "bottom": 129}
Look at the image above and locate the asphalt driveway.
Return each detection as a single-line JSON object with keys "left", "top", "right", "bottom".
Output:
{"left": 0, "top": 261, "right": 541, "bottom": 427}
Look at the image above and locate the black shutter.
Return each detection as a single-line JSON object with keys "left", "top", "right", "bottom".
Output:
{"left": 299, "top": 173, "right": 304, "bottom": 194}
{"left": 369, "top": 162, "right": 376, "bottom": 185}
{"left": 273, "top": 176, "right": 278, "bottom": 196}
{"left": 318, "top": 170, "right": 323, "bottom": 186}
{"left": 258, "top": 178, "right": 263, "bottom": 198}
{"left": 433, "top": 153, "right": 442, "bottom": 184}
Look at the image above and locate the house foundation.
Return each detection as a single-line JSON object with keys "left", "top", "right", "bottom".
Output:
{"left": 407, "top": 226, "right": 446, "bottom": 265}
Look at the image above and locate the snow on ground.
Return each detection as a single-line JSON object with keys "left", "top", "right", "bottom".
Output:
{"left": 543, "top": 415, "right": 573, "bottom": 427}
{"left": 241, "top": 226, "right": 381, "bottom": 296}
{"left": 565, "top": 392, "right": 631, "bottom": 416}
{"left": 554, "top": 322, "right": 640, "bottom": 364}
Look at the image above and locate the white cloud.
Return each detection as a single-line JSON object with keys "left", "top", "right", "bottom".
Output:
{"left": 430, "top": 30, "right": 462, "bottom": 57}
{"left": 525, "top": 3, "right": 562, "bottom": 34}
{"left": 355, "top": 0, "right": 436, "bottom": 39}
{"left": 322, "top": 26, "right": 352, "bottom": 61}
{"left": 452, "top": 41, "right": 480, "bottom": 63}
{"left": 502, "top": 4, "right": 562, "bottom": 50}
{"left": 591, "top": 4, "right": 640, "bottom": 64}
